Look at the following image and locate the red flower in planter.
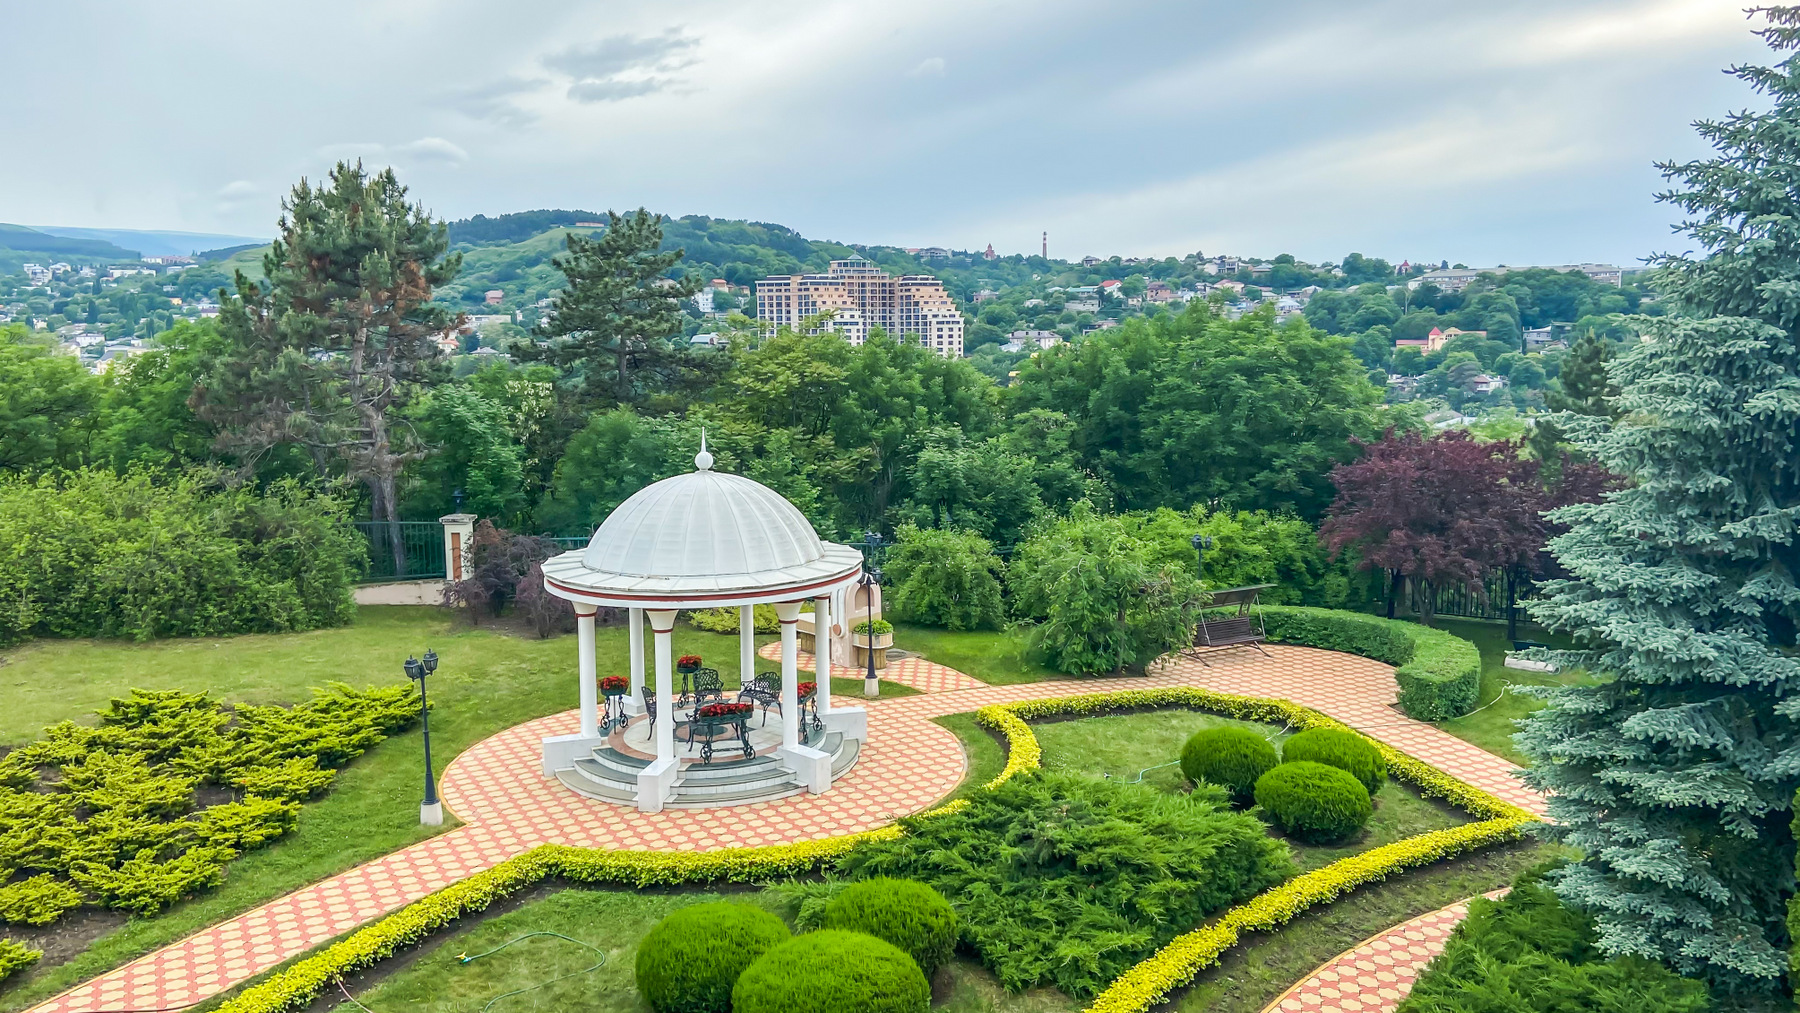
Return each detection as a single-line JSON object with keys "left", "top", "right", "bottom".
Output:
{"left": 600, "top": 676, "right": 628, "bottom": 693}
{"left": 796, "top": 682, "right": 817, "bottom": 700}
{"left": 697, "top": 702, "right": 754, "bottom": 720}
{"left": 677, "top": 655, "right": 703, "bottom": 669}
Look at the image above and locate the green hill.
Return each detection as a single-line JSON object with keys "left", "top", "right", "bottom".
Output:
{"left": 0, "top": 224, "right": 140, "bottom": 271}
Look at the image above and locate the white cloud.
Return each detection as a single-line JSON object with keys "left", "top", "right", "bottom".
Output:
{"left": 908, "top": 56, "right": 946, "bottom": 77}
{"left": 541, "top": 28, "right": 699, "bottom": 103}
{"left": 216, "top": 180, "right": 259, "bottom": 199}
{"left": 395, "top": 137, "right": 469, "bottom": 165}
{"left": 313, "top": 138, "right": 469, "bottom": 171}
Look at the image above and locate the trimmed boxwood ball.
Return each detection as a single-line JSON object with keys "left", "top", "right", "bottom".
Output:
{"left": 733, "top": 930, "right": 930, "bottom": 1013}
{"left": 1280, "top": 727, "right": 1387, "bottom": 793}
{"left": 1254, "top": 761, "right": 1373, "bottom": 843}
{"left": 1180, "top": 726, "right": 1279, "bottom": 800}
{"left": 635, "top": 901, "right": 790, "bottom": 1013}
{"left": 820, "top": 878, "right": 959, "bottom": 973}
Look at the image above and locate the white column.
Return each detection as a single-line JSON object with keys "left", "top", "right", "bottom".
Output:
{"left": 575, "top": 604, "right": 598, "bottom": 738}
{"left": 740, "top": 604, "right": 756, "bottom": 691}
{"left": 776, "top": 601, "right": 803, "bottom": 750}
{"left": 648, "top": 609, "right": 677, "bottom": 762}
{"left": 438, "top": 512, "right": 476, "bottom": 583}
{"left": 813, "top": 595, "right": 833, "bottom": 719}
{"left": 624, "top": 606, "right": 645, "bottom": 715}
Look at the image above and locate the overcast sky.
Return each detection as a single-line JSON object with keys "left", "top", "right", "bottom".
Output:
{"left": 0, "top": 0, "right": 1771, "bottom": 267}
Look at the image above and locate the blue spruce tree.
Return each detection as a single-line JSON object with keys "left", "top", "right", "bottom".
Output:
{"left": 1516, "top": 9, "right": 1800, "bottom": 991}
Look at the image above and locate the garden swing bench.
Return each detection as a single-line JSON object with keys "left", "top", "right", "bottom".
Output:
{"left": 1184, "top": 583, "right": 1276, "bottom": 666}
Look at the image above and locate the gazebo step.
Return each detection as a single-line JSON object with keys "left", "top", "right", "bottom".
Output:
{"left": 555, "top": 766, "right": 637, "bottom": 804}
{"left": 666, "top": 783, "right": 806, "bottom": 807}
{"left": 831, "top": 736, "right": 860, "bottom": 776}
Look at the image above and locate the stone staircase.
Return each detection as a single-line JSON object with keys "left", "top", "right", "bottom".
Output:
{"left": 554, "top": 731, "right": 860, "bottom": 808}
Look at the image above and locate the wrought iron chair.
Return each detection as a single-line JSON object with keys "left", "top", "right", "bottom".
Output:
{"left": 736, "top": 671, "right": 782, "bottom": 726}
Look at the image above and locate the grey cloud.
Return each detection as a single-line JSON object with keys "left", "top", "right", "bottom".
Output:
{"left": 450, "top": 76, "right": 546, "bottom": 126}
{"left": 543, "top": 29, "right": 697, "bottom": 103}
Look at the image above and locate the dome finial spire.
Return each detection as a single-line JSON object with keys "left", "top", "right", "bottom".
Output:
{"left": 695, "top": 428, "right": 713, "bottom": 471}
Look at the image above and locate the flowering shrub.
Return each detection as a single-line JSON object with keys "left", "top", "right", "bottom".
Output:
{"left": 600, "top": 676, "right": 629, "bottom": 694}
{"left": 696, "top": 702, "right": 754, "bottom": 721}
{"left": 678, "top": 654, "right": 704, "bottom": 670}
{"left": 796, "top": 681, "right": 817, "bottom": 699}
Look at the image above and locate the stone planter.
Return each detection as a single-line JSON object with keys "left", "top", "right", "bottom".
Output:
{"left": 852, "top": 631, "right": 893, "bottom": 671}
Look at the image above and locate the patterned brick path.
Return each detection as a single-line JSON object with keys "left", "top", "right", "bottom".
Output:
{"left": 756, "top": 641, "right": 988, "bottom": 693}
{"left": 1261, "top": 891, "right": 1506, "bottom": 1013}
{"left": 28, "top": 644, "right": 1537, "bottom": 1013}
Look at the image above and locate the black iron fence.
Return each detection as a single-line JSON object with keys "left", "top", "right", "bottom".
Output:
{"left": 354, "top": 520, "right": 446, "bottom": 582}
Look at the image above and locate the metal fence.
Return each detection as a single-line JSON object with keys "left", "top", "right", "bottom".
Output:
{"left": 1429, "top": 570, "right": 1520, "bottom": 621}
{"left": 354, "top": 521, "right": 446, "bottom": 582}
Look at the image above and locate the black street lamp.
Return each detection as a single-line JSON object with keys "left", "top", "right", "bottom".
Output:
{"left": 860, "top": 531, "right": 885, "bottom": 699}
{"left": 1191, "top": 534, "right": 1214, "bottom": 581}
{"left": 404, "top": 648, "right": 442, "bottom": 826}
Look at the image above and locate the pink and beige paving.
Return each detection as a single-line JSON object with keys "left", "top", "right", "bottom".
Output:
{"left": 1261, "top": 891, "right": 1507, "bottom": 1013}
{"left": 28, "top": 645, "right": 1541, "bottom": 1013}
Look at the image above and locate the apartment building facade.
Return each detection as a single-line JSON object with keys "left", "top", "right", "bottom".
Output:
{"left": 755, "top": 256, "right": 964, "bottom": 357}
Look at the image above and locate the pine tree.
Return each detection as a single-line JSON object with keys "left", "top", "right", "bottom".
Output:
{"left": 1516, "top": 10, "right": 1800, "bottom": 990}
{"left": 518, "top": 208, "right": 708, "bottom": 407}
{"left": 199, "top": 162, "right": 459, "bottom": 569}
{"left": 1543, "top": 332, "right": 1617, "bottom": 417}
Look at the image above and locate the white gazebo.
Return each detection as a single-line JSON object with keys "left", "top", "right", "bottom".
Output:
{"left": 537, "top": 444, "right": 868, "bottom": 812}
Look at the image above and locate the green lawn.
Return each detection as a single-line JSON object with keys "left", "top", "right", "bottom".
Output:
{"left": 894, "top": 623, "right": 1061, "bottom": 685}
{"left": 1432, "top": 620, "right": 1590, "bottom": 764}
{"left": 0, "top": 606, "right": 900, "bottom": 1010}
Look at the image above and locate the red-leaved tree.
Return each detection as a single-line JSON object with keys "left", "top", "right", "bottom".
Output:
{"left": 1320, "top": 430, "right": 1548, "bottom": 623}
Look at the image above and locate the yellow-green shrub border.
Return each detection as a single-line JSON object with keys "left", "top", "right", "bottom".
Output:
{"left": 212, "top": 688, "right": 1530, "bottom": 1013}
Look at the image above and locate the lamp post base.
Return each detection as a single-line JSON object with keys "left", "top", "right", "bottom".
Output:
{"left": 863, "top": 676, "right": 879, "bottom": 699}
{"left": 420, "top": 801, "right": 443, "bottom": 826}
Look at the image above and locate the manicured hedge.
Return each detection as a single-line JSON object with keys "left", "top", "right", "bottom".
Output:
{"left": 1254, "top": 761, "right": 1373, "bottom": 843}
{"left": 733, "top": 931, "right": 930, "bottom": 1013}
{"left": 1258, "top": 606, "right": 1482, "bottom": 720}
{"left": 635, "top": 902, "right": 789, "bottom": 1013}
{"left": 1179, "top": 726, "right": 1278, "bottom": 801}
{"left": 1281, "top": 728, "right": 1387, "bottom": 793}
{"left": 820, "top": 878, "right": 959, "bottom": 974}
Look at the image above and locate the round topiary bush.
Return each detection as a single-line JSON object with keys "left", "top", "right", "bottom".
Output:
{"left": 1180, "top": 726, "right": 1279, "bottom": 800}
{"left": 1280, "top": 728, "right": 1388, "bottom": 793}
{"left": 820, "top": 878, "right": 959, "bottom": 973}
{"left": 635, "top": 902, "right": 791, "bottom": 1013}
{"left": 733, "top": 930, "right": 930, "bottom": 1013}
{"left": 1253, "top": 761, "right": 1373, "bottom": 843}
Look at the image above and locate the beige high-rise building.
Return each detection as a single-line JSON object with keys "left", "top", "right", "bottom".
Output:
{"left": 755, "top": 256, "right": 964, "bottom": 357}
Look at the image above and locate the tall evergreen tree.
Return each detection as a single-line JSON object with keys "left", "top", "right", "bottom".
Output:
{"left": 1543, "top": 332, "right": 1617, "bottom": 418}
{"left": 1516, "top": 10, "right": 1800, "bottom": 990}
{"left": 198, "top": 162, "right": 460, "bottom": 567}
{"left": 519, "top": 208, "right": 708, "bottom": 407}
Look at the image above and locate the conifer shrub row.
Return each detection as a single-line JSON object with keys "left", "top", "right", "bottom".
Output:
{"left": 1398, "top": 867, "right": 1711, "bottom": 1013}
{"left": 0, "top": 685, "right": 417, "bottom": 928}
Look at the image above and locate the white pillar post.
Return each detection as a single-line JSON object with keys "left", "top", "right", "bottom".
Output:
{"left": 740, "top": 604, "right": 756, "bottom": 692}
{"left": 626, "top": 606, "right": 645, "bottom": 716}
{"left": 776, "top": 600, "right": 802, "bottom": 751}
{"left": 575, "top": 604, "right": 598, "bottom": 738}
{"left": 649, "top": 609, "right": 677, "bottom": 762}
{"left": 439, "top": 512, "right": 476, "bottom": 583}
{"left": 813, "top": 595, "right": 833, "bottom": 719}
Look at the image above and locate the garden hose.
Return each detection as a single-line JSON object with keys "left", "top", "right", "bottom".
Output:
{"left": 1103, "top": 759, "right": 1181, "bottom": 783}
{"left": 457, "top": 932, "right": 609, "bottom": 1013}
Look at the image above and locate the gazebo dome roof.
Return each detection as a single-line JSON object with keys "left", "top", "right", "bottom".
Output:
{"left": 539, "top": 449, "right": 863, "bottom": 608}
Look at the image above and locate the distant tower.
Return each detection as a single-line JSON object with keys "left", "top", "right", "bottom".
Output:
{"left": 1042, "top": 231, "right": 1047, "bottom": 258}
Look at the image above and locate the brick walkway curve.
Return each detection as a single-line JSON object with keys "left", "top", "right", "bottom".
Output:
{"left": 27, "top": 644, "right": 1539, "bottom": 1013}
{"left": 1260, "top": 891, "right": 1506, "bottom": 1013}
